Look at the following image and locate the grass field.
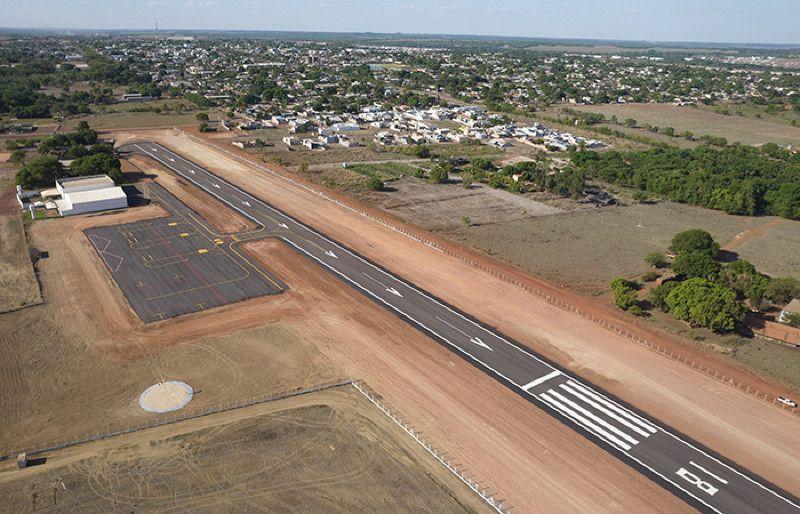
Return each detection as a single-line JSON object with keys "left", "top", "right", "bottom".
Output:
{"left": 61, "top": 111, "right": 209, "bottom": 130}
{"left": 567, "top": 103, "right": 800, "bottom": 146}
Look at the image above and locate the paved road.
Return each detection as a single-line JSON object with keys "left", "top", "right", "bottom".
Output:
{"left": 125, "top": 142, "right": 800, "bottom": 514}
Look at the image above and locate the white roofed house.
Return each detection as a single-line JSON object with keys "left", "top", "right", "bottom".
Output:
{"left": 54, "top": 175, "right": 127, "bottom": 216}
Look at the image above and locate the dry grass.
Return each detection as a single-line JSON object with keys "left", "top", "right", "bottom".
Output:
{"left": 0, "top": 177, "right": 41, "bottom": 313}
{"left": 0, "top": 388, "right": 484, "bottom": 513}
{"left": 567, "top": 103, "right": 800, "bottom": 146}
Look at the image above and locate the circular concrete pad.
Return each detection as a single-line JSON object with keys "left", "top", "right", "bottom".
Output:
{"left": 138, "top": 381, "right": 193, "bottom": 413}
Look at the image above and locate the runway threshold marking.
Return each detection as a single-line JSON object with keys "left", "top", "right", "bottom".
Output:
{"left": 521, "top": 370, "right": 561, "bottom": 391}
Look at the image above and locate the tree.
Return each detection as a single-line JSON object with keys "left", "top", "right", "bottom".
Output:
{"left": 16, "top": 155, "right": 62, "bottom": 189}
{"left": 649, "top": 282, "right": 676, "bottom": 311}
{"left": 669, "top": 229, "right": 719, "bottom": 258}
{"left": 672, "top": 251, "right": 720, "bottom": 280}
{"left": 610, "top": 277, "right": 638, "bottom": 311}
{"left": 764, "top": 278, "right": 800, "bottom": 305}
{"left": 645, "top": 252, "right": 668, "bottom": 268}
{"left": 70, "top": 152, "right": 123, "bottom": 184}
{"left": 664, "top": 278, "right": 745, "bottom": 332}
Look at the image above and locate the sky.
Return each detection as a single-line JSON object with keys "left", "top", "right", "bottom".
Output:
{"left": 2, "top": 0, "right": 799, "bottom": 45}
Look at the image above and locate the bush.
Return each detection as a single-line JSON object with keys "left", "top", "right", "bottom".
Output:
{"left": 428, "top": 165, "right": 450, "bottom": 184}
{"left": 9, "top": 149, "right": 25, "bottom": 163}
{"left": 783, "top": 312, "right": 800, "bottom": 328}
{"left": 664, "top": 278, "right": 745, "bottom": 332}
{"left": 195, "top": 112, "right": 209, "bottom": 121}
{"left": 365, "top": 176, "right": 384, "bottom": 191}
{"left": 670, "top": 229, "right": 719, "bottom": 258}
{"left": 645, "top": 252, "right": 668, "bottom": 268}
{"left": 672, "top": 251, "right": 720, "bottom": 280}
{"left": 610, "top": 277, "right": 638, "bottom": 311}
{"left": 641, "top": 271, "right": 658, "bottom": 282}
{"left": 461, "top": 172, "right": 474, "bottom": 189}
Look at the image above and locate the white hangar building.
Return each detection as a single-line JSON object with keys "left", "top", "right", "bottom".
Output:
{"left": 54, "top": 175, "right": 128, "bottom": 216}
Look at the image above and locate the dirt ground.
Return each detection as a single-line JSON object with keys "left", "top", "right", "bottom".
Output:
{"left": 371, "top": 177, "right": 563, "bottom": 231}
{"left": 568, "top": 103, "right": 800, "bottom": 147}
{"left": 0, "top": 387, "right": 486, "bottom": 513}
{"left": 0, "top": 176, "right": 42, "bottom": 313}
{"left": 442, "top": 201, "right": 800, "bottom": 293}
{"left": 114, "top": 129, "right": 799, "bottom": 499}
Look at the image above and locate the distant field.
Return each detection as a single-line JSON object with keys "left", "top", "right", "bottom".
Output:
{"left": 568, "top": 103, "right": 800, "bottom": 146}
{"left": 62, "top": 111, "right": 202, "bottom": 130}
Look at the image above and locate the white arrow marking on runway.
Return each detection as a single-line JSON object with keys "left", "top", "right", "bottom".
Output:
{"left": 436, "top": 316, "right": 494, "bottom": 351}
{"left": 168, "top": 157, "right": 175, "bottom": 162}
{"left": 278, "top": 222, "right": 289, "bottom": 229}
{"left": 362, "top": 273, "right": 404, "bottom": 297}
{"left": 325, "top": 250, "right": 338, "bottom": 259}
{"left": 212, "top": 183, "right": 221, "bottom": 189}
{"left": 386, "top": 287, "right": 403, "bottom": 297}
{"left": 242, "top": 200, "right": 251, "bottom": 207}
{"left": 188, "top": 169, "right": 195, "bottom": 174}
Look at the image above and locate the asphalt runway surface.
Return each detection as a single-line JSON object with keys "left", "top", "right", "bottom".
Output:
{"left": 84, "top": 183, "right": 284, "bottom": 322}
{"left": 122, "top": 142, "right": 799, "bottom": 514}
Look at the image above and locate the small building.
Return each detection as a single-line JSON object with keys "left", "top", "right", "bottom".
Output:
{"left": 779, "top": 299, "right": 800, "bottom": 325}
{"left": 54, "top": 175, "right": 127, "bottom": 216}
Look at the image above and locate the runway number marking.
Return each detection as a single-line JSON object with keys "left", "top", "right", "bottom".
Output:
{"left": 677, "top": 467, "right": 720, "bottom": 497}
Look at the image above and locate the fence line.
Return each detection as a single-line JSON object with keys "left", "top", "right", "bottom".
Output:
{"left": 0, "top": 379, "right": 353, "bottom": 462}
{"left": 351, "top": 380, "right": 510, "bottom": 513}
{"left": 176, "top": 130, "right": 798, "bottom": 418}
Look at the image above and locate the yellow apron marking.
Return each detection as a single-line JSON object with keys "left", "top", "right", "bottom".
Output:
{"left": 197, "top": 249, "right": 208, "bottom": 254}
{"left": 168, "top": 222, "right": 178, "bottom": 227}
{"left": 180, "top": 232, "right": 190, "bottom": 237}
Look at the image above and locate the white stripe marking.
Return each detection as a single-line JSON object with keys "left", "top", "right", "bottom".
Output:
{"left": 690, "top": 461, "right": 729, "bottom": 485}
{"left": 540, "top": 393, "right": 632, "bottom": 451}
{"left": 560, "top": 382, "right": 651, "bottom": 438}
{"left": 548, "top": 390, "right": 639, "bottom": 446}
{"left": 522, "top": 370, "right": 561, "bottom": 391}
{"left": 567, "top": 380, "right": 656, "bottom": 434}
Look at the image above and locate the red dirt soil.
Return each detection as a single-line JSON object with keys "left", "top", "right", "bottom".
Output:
{"left": 107, "top": 129, "right": 799, "bottom": 501}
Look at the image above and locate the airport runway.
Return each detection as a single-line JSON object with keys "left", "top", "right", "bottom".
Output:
{"left": 124, "top": 142, "right": 800, "bottom": 514}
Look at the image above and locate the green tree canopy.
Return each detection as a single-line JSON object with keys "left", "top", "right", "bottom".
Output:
{"left": 610, "top": 277, "right": 638, "bottom": 311}
{"left": 670, "top": 229, "right": 719, "bottom": 258}
{"left": 16, "top": 155, "right": 62, "bottom": 189}
{"left": 664, "top": 278, "right": 745, "bottom": 332}
{"left": 672, "top": 251, "right": 720, "bottom": 280}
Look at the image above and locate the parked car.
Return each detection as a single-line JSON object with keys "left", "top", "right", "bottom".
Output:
{"left": 777, "top": 396, "right": 798, "bottom": 408}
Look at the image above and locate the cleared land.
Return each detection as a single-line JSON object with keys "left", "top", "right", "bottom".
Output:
{"left": 0, "top": 388, "right": 485, "bottom": 513}
{"left": 568, "top": 103, "right": 800, "bottom": 146}
{"left": 0, "top": 174, "right": 41, "bottom": 312}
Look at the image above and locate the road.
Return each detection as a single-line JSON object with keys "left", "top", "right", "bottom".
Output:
{"left": 124, "top": 142, "right": 800, "bottom": 514}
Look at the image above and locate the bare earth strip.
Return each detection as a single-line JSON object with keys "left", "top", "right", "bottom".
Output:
{"left": 112, "top": 129, "right": 799, "bottom": 499}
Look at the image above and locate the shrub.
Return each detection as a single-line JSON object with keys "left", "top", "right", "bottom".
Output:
{"left": 610, "top": 277, "right": 638, "bottom": 311}
{"left": 365, "top": 176, "right": 384, "bottom": 191}
{"left": 649, "top": 282, "right": 676, "bottom": 311}
{"left": 428, "top": 165, "right": 450, "bottom": 184}
{"left": 641, "top": 271, "right": 658, "bottom": 282}
{"left": 645, "top": 252, "right": 668, "bottom": 268}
